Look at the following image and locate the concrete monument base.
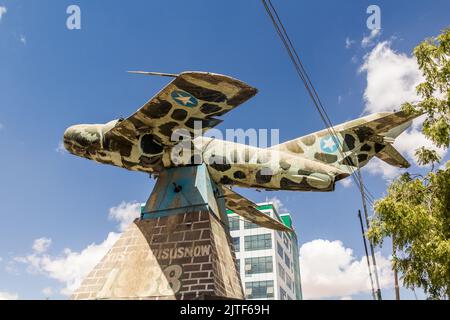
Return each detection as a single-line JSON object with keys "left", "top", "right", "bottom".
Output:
{"left": 72, "top": 165, "right": 243, "bottom": 300}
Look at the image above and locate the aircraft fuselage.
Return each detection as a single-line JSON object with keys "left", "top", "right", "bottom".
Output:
{"left": 63, "top": 121, "right": 346, "bottom": 192}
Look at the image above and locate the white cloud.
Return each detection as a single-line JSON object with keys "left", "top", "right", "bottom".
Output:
{"left": 339, "top": 178, "right": 353, "bottom": 188}
{"left": 299, "top": 239, "right": 393, "bottom": 299}
{"left": 360, "top": 41, "right": 423, "bottom": 114}
{"left": 108, "top": 201, "right": 141, "bottom": 232}
{"left": 4, "top": 261, "right": 18, "bottom": 274}
{"left": 439, "top": 161, "right": 450, "bottom": 171}
{"left": 20, "top": 34, "right": 26, "bottom": 45}
{"left": 393, "top": 119, "right": 447, "bottom": 165}
{"left": 364, "top": 157, "right": 402, "bottom": 180}
{"left": 16, "top": 232, "right": 120, "bottom": 296}
{"left": 42, "top": 287, "right": 53, "bottom": 297}
{"left": 345, "top": 37, "right": 355, "bottom": 49}
{"left": 0, "top": 6, "right": 7, "bottom": 21}
{"left": 14, "top": 201, "right": 140, "bottom": 296}
{"left": 361, "top": 29, "right": 381, "bottom": 48}
{"left": 32, "top": 238, "right": 52, "bottom": 254}
{"left": 265, "top": 196, "right": 288, "bottom": 213}
{"left": 359, "top": 42, "right": 448, "bottom": 177}
{"left": 0, "top": 291, "right": 18, "bottom": 300}
{"left": 55, "top": 141, "right": 67, "bottom": 155}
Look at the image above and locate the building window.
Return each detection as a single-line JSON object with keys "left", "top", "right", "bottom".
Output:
{"left": 244, "top": 219, "right": 259, "bottom": 229}
{"left": 236, "top": 259, "right": 240, "bottom": 271}
{"left": 245, "top": 281, "right": 274, "bottom": 299}
{"left": 286, "top": 274, "right": 293, "bottom": 290}
{"left": 277, "top": 242, "right": 284, "bottom": 258}
{"left": 244, "top": 234, "right": 272, "bottom": 251}
{"left": 278, "top": 263, "right": 285, "bottom": 282}
{"left": 283, "top": 233, "right": 289, "bottom": 248}
{"left": 244, "top": 211, "right": 270, "bottom": 230}
{"left": 245, "top": 256, "right": 273, "bottom": 275}
{"left": 280, "top": 287, "right": 288, "bottom": 300}
{"left": 232, "top": 237, "right": 240, "bottom": 252}
{"left": 284, "top": 253, "right": 291, "bottom": 269}
{"left": 229, "top": 216, "right": 240, "bottom": 231}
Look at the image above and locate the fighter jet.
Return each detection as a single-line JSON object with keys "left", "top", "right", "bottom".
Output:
{"left": 64, "top": 71, "right": 419, "bottom": 231}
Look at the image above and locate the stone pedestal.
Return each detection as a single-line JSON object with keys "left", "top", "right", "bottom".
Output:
{"left": 72, "top": 165, "right": 243, "bottom": 300}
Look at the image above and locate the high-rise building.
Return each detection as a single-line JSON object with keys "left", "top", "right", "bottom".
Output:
{"left": 227, "top": 202, "right": 303, "bottom": 300}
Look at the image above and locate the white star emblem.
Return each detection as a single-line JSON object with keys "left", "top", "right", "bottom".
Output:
{"left": 174, "top": 92, "right": 193, "bottom": 106}
{"left": 323, "top": 137, "right": 336, "bottom": 150}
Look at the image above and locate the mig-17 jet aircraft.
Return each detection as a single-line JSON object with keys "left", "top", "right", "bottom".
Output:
{"left": 64, "top": 71, "right": 419, "bottom": 231}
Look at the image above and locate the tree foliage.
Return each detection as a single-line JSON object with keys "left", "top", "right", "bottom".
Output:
{"left": 368, "top": 28, "right": 450, "bottom": 299}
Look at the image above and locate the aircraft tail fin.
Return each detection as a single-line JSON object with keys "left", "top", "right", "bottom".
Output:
{"left": 271, "top": 111, "right": 420, "bottom": 173}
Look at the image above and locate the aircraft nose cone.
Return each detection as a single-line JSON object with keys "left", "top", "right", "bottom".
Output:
{"left": 63, "top": 124, "right": 102, "bottom": 157}
{"left": 63, "top": 125, "right": 76, "bottom": 140}
{"left": 63, "top": 125, "right": 81, "bottom": 154}
{"left": 64, "top": 124, "right": 98, "bottom": 155}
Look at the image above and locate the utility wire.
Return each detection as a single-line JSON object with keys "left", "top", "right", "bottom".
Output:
{"left": 263, "top": 0, "right": 363, "bottom": 184}
{"left": 262, "top": 0, "right": 384, "bottom": 287}
{"left": 262, "top": 0, "right": 383, "bottom": 295}
{"left": 261, "top": 0, "right": 382, "bottom": 299}
{"left": 261, "top": 0, "right": 375, "bottom": 208}
{"left": 358, "top": 209, "right": 377, "bottom": 300}
{"left": 357, "top": 166, "right": 382, "bottom": 300}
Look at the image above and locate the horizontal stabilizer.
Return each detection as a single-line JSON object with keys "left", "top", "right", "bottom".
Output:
{"left": 221, "top": 187, "right": 292, "bottom": 232}
{"left": 271, "top": 110, "right": 420, "bottom": 173}
{"left": 376, "top": 143, "right": 410, "bottom": 168}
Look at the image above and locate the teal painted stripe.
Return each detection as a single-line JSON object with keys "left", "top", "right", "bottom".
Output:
{"left": 141, "top": 203, "right": 209, "bottom": 219}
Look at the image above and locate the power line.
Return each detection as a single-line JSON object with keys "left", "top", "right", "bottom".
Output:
{"left": 261, "top": 1, "right": 384, "bottom": 298}
{"left": 262, "top": 0, "right": 361, "bottom": 181}
{"left": 358, "top": 209, "right": 377, "bottom": 300}
{"left": 261, "top": 0, "right": 375, "bottom": 208}
{"left": 357, "top": 166, "right": 382, "bottom": 300}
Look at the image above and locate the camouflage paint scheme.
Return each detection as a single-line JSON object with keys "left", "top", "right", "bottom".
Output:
{"left": 64, "top": 72, "right": 419, "bottom": 229}
{"left": 221, "top": 187, "right": 291, "bottom": 232}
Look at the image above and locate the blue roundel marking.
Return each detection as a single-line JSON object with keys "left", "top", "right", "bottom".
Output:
{"left": 171, "top": 90, "right": 198, "bottom": 107}
{"left": 320, "top": 136, "right": 339, "bottom": 153}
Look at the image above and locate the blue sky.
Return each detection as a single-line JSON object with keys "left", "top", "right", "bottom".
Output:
{"left": 0, "top": 0, "right": 448, "bottom": 300}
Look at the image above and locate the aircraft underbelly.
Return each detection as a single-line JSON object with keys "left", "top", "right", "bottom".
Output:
{"left": 206, "top": 161, "right": 335, "bottom": 191}
{"left": 198, "top": 139, "right": 336, "bottom": 191}
{"left": 87, "top": 137, "right": 335, "bottom": 192}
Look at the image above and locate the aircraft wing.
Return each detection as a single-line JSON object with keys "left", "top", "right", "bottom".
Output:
{"left": 104, "top": 72, "right": 257, "bottom": 146}
{"left": 222, "top": 187, "right": 293, "bottom": 232}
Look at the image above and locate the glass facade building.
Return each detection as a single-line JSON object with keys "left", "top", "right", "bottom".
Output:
{"left": 227, "top": 202, "right": 303, "bottom": 300}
